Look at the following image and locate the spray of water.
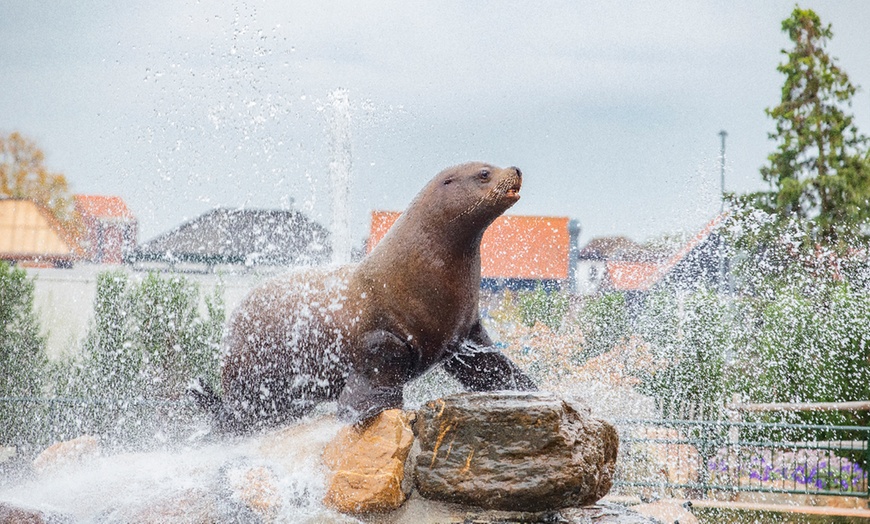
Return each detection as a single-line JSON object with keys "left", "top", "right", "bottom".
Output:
{"left": 328, "top": 88, "right": 353, "bottom": 266}
{"left": 0, "top": 417, "right": 348, "bottom": 522}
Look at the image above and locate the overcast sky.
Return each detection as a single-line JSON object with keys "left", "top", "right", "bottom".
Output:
{"left": 3, "top": 1, "right": 870, "bottom": 251}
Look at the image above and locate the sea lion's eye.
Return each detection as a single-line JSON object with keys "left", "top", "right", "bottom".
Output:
{"left": 443, "top": 178, "right": 453, "bottom": 185}
{"left": 477, "top": 169, "right": 491, "bottom": 181}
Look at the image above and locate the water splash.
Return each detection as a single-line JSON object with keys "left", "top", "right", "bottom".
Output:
{"left": 0, "top": 417, "right": 347, "bottom": 522}
{"left": 328, "top": 88, "right": 353, "bottom": 266}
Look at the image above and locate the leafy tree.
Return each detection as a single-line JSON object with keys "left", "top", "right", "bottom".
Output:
{"left": 757, "top": 7, "right": 870, "bottom": 248}
{"left": 0, "top": 131, "right": 80, "bottom": 232}
{"left": 0, "top": 262, "right": 48, "bottom": 446}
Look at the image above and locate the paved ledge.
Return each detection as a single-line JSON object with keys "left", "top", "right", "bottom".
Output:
{"left": 605, "top": 496, "right": 870, "bottom": 521}
{"left": 685, "top": 499, "right": 870, "bottom": 518}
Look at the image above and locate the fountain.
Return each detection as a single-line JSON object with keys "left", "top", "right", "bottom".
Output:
{"left": 327, "top": 88, "right": 353, "bottom": 266}
{"left": 0, "top": 107, "right": 645, "bottom": 523}
{"left": 5, "top": 4, "right": 870, "bottom": 524}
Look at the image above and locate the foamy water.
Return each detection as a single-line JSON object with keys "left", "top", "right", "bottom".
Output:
{"left": 0, "top": 416, "right": 360, "bottom": 523}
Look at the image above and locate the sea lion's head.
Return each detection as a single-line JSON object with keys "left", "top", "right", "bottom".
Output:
{"left": 422, "top": 162, "right": 523, "bottom": 230}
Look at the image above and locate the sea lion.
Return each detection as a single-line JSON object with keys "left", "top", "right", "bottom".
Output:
{"left": 192, "top": 162, "right": 536, "bottom": 432}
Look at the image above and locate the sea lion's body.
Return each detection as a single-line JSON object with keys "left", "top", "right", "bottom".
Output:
{"left": 196, "top": 162, "right": 536, "bottom": 431}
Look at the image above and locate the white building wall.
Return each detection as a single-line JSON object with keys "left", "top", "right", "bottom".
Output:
{"left": 573, "top": 260, "right": 606, "bottom": 295}
{"left": 28, "top": 266, "right": 271, "bottom": 360}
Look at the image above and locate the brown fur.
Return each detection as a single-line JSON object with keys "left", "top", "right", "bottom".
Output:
{"left": 204, "top": 162, "right": 536, "bottom": 431}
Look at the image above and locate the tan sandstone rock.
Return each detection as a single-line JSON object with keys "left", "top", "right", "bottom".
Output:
{"left": 32, "top": 435, "right": 99, "bottom": 474}
{"left": 322, "top": 409, "right": 415, "bottom": 514}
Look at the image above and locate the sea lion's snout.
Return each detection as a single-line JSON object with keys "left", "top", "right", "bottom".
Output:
{"left": 505, "top": 166, "right": 522, "bottom": 199}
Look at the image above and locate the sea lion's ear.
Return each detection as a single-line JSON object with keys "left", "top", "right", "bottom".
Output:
{"left": 443, "top": 178, "right": 454, "bottom": 185}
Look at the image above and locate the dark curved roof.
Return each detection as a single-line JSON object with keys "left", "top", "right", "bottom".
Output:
{"left": 131, "top": 208, "right": 331, "bottom": 266}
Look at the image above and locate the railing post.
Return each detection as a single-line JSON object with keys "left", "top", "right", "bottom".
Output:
{"left": 698, "top": 421, "right": 720, "bottom": 500}
{"left": 728, "top": 393, "right": 742, "bottom": 444}
{"left": 865, "top": 429, "right": 870, "bottom": 509}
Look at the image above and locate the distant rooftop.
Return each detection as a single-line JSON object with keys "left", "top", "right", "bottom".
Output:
{"left": 0, "top": 199, "right": 81, "bottom": 263}
{"left": 133, "top": 208, "right": 331, "bottom": 267}
{"left": 599, "top": 214, "right": 728, "bottom": 292}
{"left": 578, "top": 236, "right": 666, "bottom": 263}
{"left": 369, "top": 211, "right": 572, "bottom": 281}
{"left": 74, "top": 195, "right": 135, "bottom": 221}
{"left": 605, "top": 261, "right": 661, "bottom": 291}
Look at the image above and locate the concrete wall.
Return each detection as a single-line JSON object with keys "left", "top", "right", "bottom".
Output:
{"left": 28, "top": 265, "right": 273, "bottom": 360}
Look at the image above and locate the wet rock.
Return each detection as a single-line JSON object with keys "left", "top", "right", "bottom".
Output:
{"left": 258, "top": 415, "right": 344, "bottom": 470}
{"left": 0, "top": 501, "right": 72, "bottom": 524}
{"left": 114, "top": 488, "right": 223, "bottom": 524}
{"left": 560, "top": 502, "right": 662, "bottom": 524}
{"left": 322, "top": 409, "right": 415, "bottom": 514}
{"left": 226, "top": 465, "right": 282, "bottom": 522}
{"left": 0, "top": 502, "right": 47, "bottom": 524}
{"left": 32, "top": 435, "right": 99, "bottom": 475}
{"left": 413, "top": 391, "right": 619, "bottom": 512}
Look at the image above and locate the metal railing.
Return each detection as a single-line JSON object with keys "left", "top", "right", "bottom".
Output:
{"left": 612, "top": 418, "right": 869, "bottom": 504}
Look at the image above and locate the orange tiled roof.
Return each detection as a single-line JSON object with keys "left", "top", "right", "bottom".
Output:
{"left": 74, "top": 195, "right": 134, "bottom": 220}
{"left": 605, "top": 261, "right": 661, "bottom": 291}
{"left": 369, "top": 211, "right": 571, "bottom": 280}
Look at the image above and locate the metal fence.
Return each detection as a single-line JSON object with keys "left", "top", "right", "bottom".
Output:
{"left": 612, "top": 418, "right": 870, "bottom": 504}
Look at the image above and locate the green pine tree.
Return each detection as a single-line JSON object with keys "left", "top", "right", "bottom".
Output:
{"left": 758, "top": 6, "right": 870, "bottom": 248}
{"left": 0, "top": 262, "right": 48, "bottom": 445}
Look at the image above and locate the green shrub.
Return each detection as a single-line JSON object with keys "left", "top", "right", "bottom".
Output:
{"left": 60, "top": 271, "right": 224, "bottom": 401}
{"left": 48, "top": 271, "right": 225, "bottom": 445}
{"left": 734, "top": 281, "right": 870, "bottom": 427}
{"left": 0, "top": 262, "right": 49, "bottom": 446}
{"left": 573, "top": 292, "right": 629, "bottom": 360}
{"left": 636, "top": 289, "right": 731, "bottom": 419}
{"left": 515, "top": 285, "right": 569, "bottom": 331}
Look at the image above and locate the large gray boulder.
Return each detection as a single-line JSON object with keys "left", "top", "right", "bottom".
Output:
{"left": 412, "top": 391, "right": 619, "bottom": 512}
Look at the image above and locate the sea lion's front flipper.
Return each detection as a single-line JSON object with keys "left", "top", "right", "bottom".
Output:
{"left": 442, "top": 321, "right": 537, "bottom": 392}
{"left": 442, "top": 345, "right": 537, "bottom": 391}
{"left": 336, "top": 330, "right": 412, "bottom": 423}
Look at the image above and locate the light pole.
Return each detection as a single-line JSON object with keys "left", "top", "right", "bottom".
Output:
{"left": 719, "top": 130, "right": 727, "bottom": 212}
{"left": 718, "top": 130, "right": 728, "bottom": 294}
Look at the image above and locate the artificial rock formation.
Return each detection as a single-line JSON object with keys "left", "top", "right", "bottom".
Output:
{"left": 322, "top": 409, "right": 415, "bottom": 514}
{"left": 376, "top": 496, "right": 660, "bottom": 524}
{"left": 413, "top": 391, "right": 619, "bottom": 512}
